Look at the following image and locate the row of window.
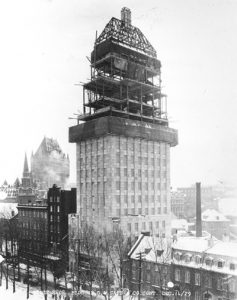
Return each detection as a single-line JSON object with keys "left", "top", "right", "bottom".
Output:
{"left": 174, "top": 268, "right": 236, "bottom": 292}
{"left": 18, "top": 210, "right": 47, "bottom": 218}
{"left": 79, "top": 181, "right": 168, "bottom": 192}
{"left": 49, "top": 205, "right": 60, "bottom": 213}
{"left": 79, "top": 155, "right": 167, "bottom": 165}
{"left": 127, "top": 220, "right": 166, "bottom": 232}
{"left": 21, "top": 222, "right": 46, "bottom": 230}
{"left": 49, "top": 196, "right": 60, "bottom": 203}
{"left": 116, "top": 207, "right": 168, "bottom": 216}
{"left": 79, "top": 139, "right": 167, "bottom": 152}
{"left": 174, "top": 252, "right": 236, "bottom": 270}
{"left": 80, "top": 168, "right": 167, "bottom": 177}
{"left": 115, "top": 194, "right": 167, "bottom": 204}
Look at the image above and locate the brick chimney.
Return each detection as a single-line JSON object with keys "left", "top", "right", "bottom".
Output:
{"left": 196, "top": 182, "right": 202, "bottom": 237}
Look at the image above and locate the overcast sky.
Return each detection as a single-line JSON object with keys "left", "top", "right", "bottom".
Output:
{"left": 0, "top": 0, "right": 237, "bottom": 190}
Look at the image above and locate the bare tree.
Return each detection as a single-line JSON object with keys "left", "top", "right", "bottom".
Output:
{"left": 102, "top": 228, "right": 132, "bottom": 299}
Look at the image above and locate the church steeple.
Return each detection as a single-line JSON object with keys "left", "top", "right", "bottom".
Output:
{"left": 21, "top": 153, "right": 31, "bottom": 188}
{"left": 23, "top": 152, "right": 29, "bottom": 176}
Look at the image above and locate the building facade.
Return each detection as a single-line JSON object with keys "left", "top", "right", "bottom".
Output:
{"left": 126, "top": 233, "right": 237, "bottom": 300}
{"left": 171, "top": 191, "right": 186, "bottom": 219}
{"left": 201, "top": 209, "right": 230, "bottom": 241}
{"left": 177, "top": 185, "right": 219, "bottom": 219}
{"left": 69, "top": 8, "right": 178, "bottom": 236}
{"left": 17, "top": 155, "right": 76, "bottom": 268}
{"left": 31, "top": 137, "right": 70, "bottom": 190}
{"left": 172, "top": 236, "right": 237, "bottom": 300}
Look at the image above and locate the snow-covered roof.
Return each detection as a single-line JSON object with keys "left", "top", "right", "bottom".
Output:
{"left": 174, "top": 235, "right": 237, "bottom": 260}
{"left": 202, "top": 209, "right": 229, "bottom": 222}
{"left": 128, "top": 234, "right": 172, "bottom": 264}
{"left": 0, "top": 203, "right": 18, "bottom": 218}
{"left": 206, "top": 241, "right": 237, "bottom": 257}
{"left": 171, "top": 219, "right": 188, "bottom": 230}
{"left": 173, "top": 235, "right": 218, "bottom": 253}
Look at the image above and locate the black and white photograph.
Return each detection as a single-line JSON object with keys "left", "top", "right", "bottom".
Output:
{"left": 0, "top": 1, "right": 237, "bottom": 299}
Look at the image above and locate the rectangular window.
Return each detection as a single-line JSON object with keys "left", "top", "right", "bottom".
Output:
{"left": 138, "top": 208, "right": 142, "bottom": 215}
{"left": 124, "top": 168, "right": 127, "bottom": 176}
{"left": 127, "top": 223, "right": 131, "bottom": 232}
{"left": 124, "top": 209, "right": 128, "bottom": 215}
{"left": 124, "top": 195, "right": 128, "bottom": 204}
{"left": 206, "top": 276, "right": 212, "bottom": 288}
{"left": 142, "top": 222, "right": 146, "bottom": 230}
{"left": 185, "top": 271, "right": 190, "bottom": 283}
{"left": 124, "top": 182, "right": 128, "bottom": 190}
{"left": 116, "top": 153, "right": 120, "bottom": 163}
{"left": 195, "top": 273, "right": 201, "bottom": 286}
{"left": 131, "top": 169, "right": 135, "bottom": 176}
{"left": 217, "top": 278, "right": 223, "bottom": 290}
{"left": 194, "top": 292, "right": 201, "bottom": 300}
{"left": 135, "top": 223, "right": 138, "bottom": 231}
{"left": 138, "top": 182, "right": 141, "bottom": 190}
{"left": 149, "top": 222, "right": 153, "bottom": 230}
{"left": 116, "top": 181, "right": 120, "bottom": 190}
{"left": 157, "top": 207, "right": 161, "bottom": 214}
{"left": 116, "top": 168, "right": 120, "bottom": 176}
{"left": 131, "top": 195, "right": 135, "bottom": 203}
{"left": 175, "top": 269, "right": 180, "bottom": 281}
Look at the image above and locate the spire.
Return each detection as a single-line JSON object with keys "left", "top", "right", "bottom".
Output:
{"left": 14, "top": 177, "right": 20, "bottom": 188}
{"left": 23, "top": 153, "right": 29, "bottom": 175}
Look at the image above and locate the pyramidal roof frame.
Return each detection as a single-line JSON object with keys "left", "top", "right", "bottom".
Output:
{"left": 96, "top": 9, "right": 157, "bottom": 58}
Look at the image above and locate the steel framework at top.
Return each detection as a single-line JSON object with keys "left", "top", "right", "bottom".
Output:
{"left": 96, "top": 17, "right": 157, "bottom": 58}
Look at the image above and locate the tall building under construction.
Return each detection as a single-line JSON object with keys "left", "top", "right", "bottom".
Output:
{"left": 69, "top": 8, "right": 178, "bottom": 236}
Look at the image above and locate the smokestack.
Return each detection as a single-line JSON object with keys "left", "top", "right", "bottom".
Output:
{"left": 121, "top": 7, "right": 131, "bottom": 27}
{"left": 196, "top": 182, "right": 202, "bottom": 237}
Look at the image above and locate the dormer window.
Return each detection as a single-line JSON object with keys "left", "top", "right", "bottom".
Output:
{"left": 205, "top": 257, "right": 213, "bottom": 266}
{"left": 195, "top": 255, "right": 201, "bottom": 264}
{"left": 174, "top": 252, "right": 181, "bottom": 261}
{"left": 184, "top": 253, "right": 192, "bottom": 263}
{"left": 217, "top": 260, "right": 224, "bottom": 268}
{"left": 230, "top": 263, "right": 235, "bottom": 270}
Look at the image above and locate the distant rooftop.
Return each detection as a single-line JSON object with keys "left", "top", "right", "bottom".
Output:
{"left": 202, "top": 209, "right": 230, "bottom": 222}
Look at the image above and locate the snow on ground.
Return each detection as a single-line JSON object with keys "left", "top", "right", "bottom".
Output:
{"left": 0, "top": 279, "right": 45, "bottom": 300}
{"left": 0, "top": 279, "right": 133, "bottom": 300}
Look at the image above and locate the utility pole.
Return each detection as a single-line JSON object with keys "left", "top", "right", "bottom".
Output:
{"left": 138, "top": 253, "right": 142, "bottom": 300}
{"left": 77, "top": 238, "right": 80, "bottom": 292}
{"left": 13, "top": 259, "right": 15, "bottom": 293}
{"left": 120, "top": 257, "right": 123, "bottom": 300}
{"left": 44, "top": 264, "right": 47, "bottom": 300}
{"left": 135, "top": 252, "right": 145, "bottom": 300}
{"left": 6, "top": 261, "right": 8, "bottom": 290}
{"left": 27, "top": 257, "right": 29, "bottom": 299}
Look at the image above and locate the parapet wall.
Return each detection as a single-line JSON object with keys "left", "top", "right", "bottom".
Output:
{"left": 69, "top": 116, "right": 178, "bottom": 147}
